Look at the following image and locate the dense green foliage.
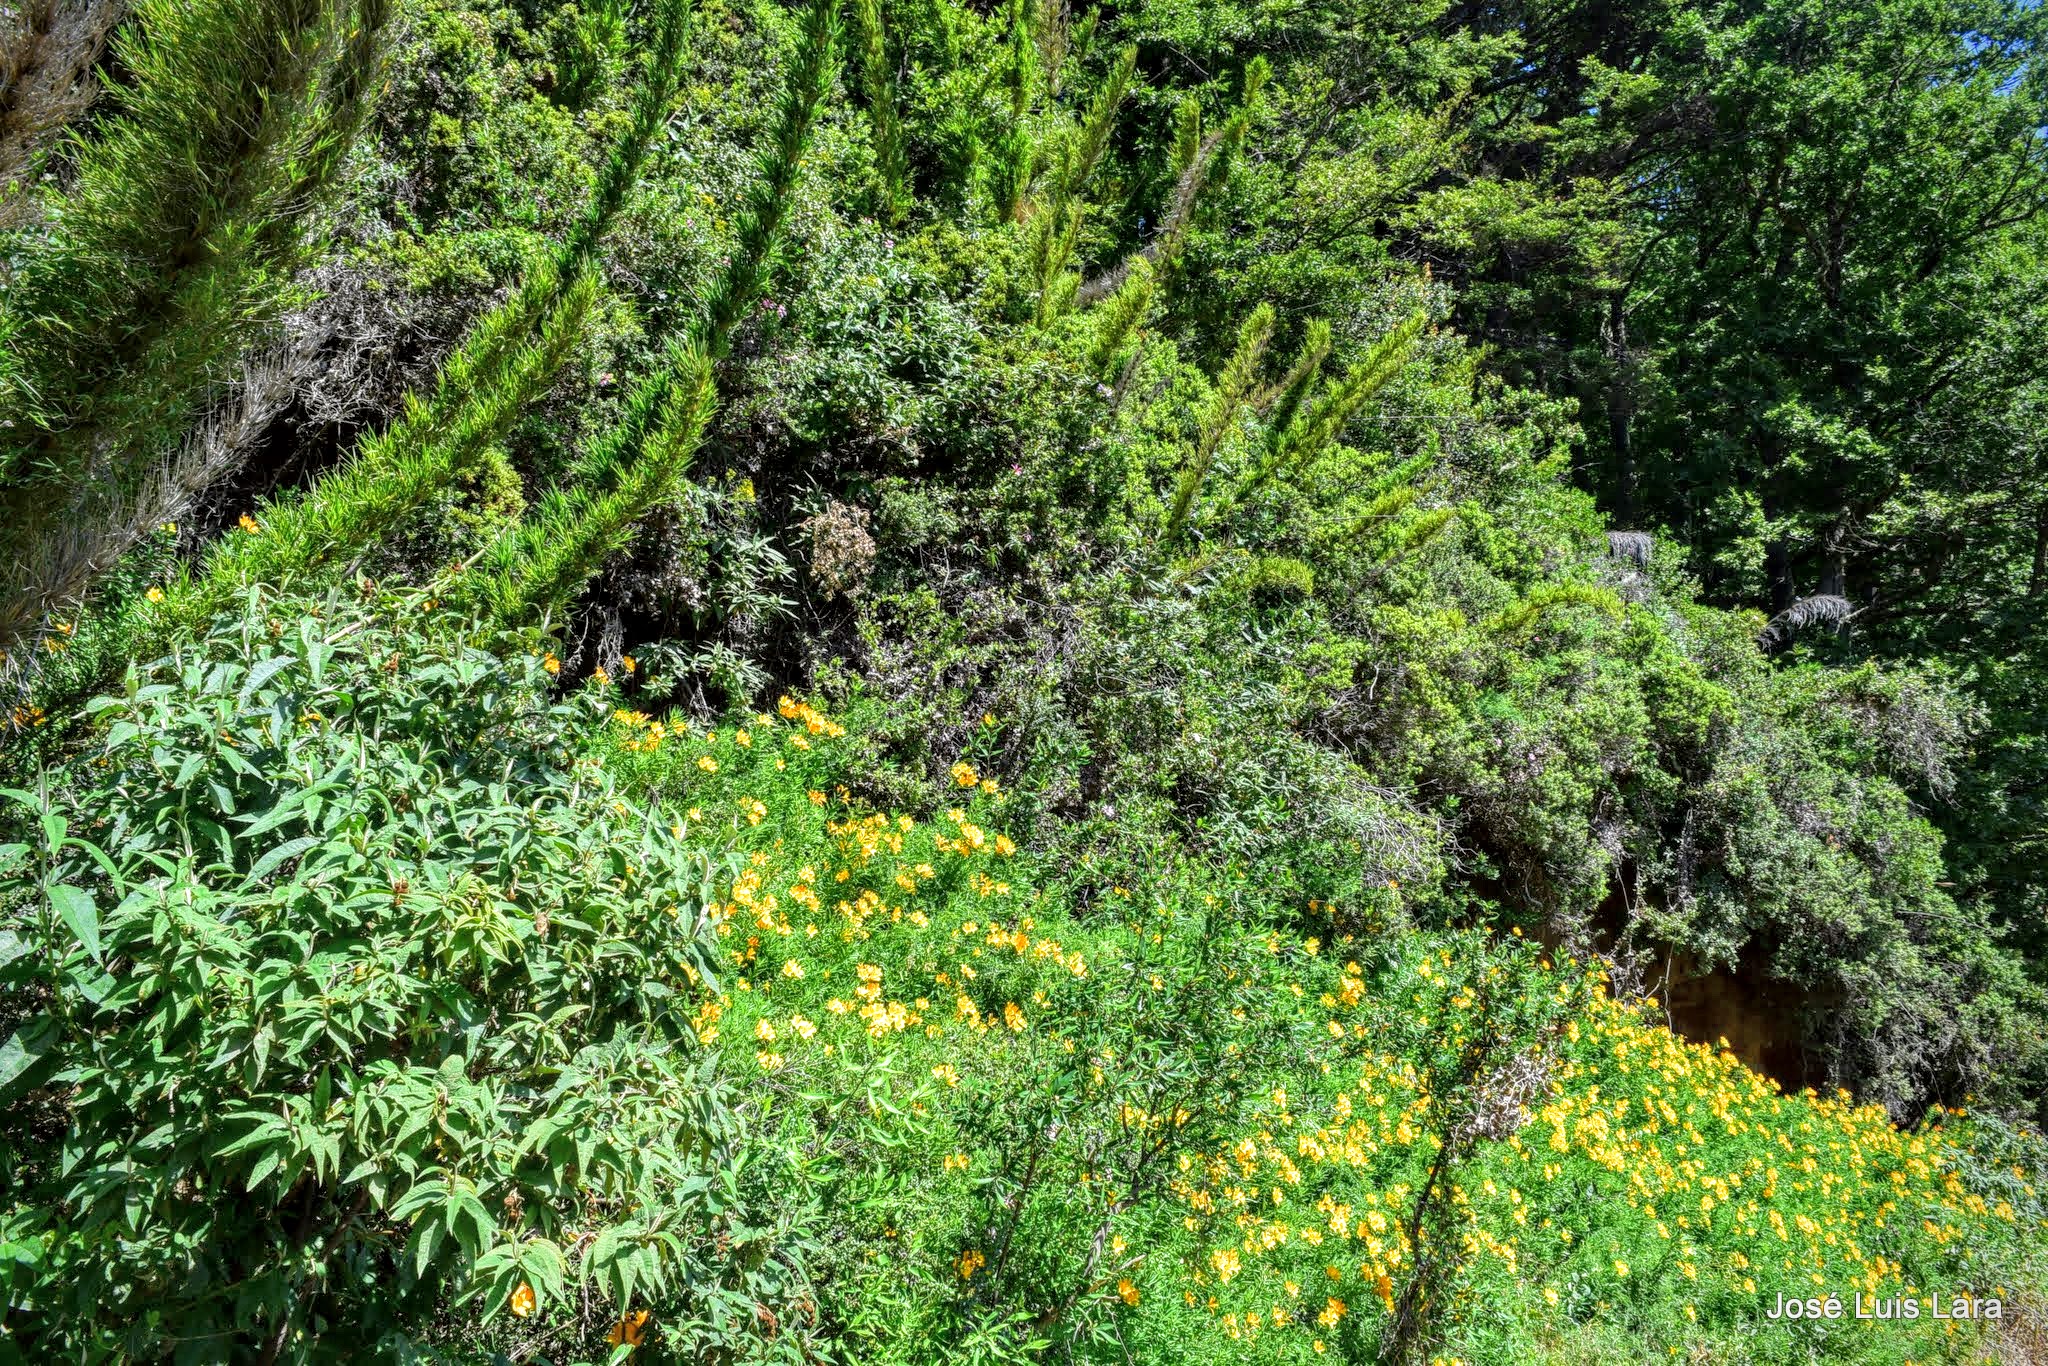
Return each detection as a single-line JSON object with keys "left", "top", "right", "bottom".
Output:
{"left": 2, "top": 0, "right": 2046, "bottom": 1357}
{"left": 0, "top": 0, "right": 391, "bottom": 647}
{"left": 2, "top": 593, "right": 810, "bottom": 1361}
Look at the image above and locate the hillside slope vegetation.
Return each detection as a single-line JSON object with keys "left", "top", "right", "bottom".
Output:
{"left": 0, "top": 0, "right": 2044, "bottom": 1360}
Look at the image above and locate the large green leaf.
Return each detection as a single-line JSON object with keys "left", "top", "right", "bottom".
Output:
{"left": 47, "top": 884, "right": 100, "bottom": 960}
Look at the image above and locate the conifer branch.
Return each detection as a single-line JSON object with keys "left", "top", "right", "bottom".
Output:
{"left": 487, "top": 346, "right": 718, "bottom": 618}
{"left": 562, "top": 0, "right": 693, "bottom": 270}
{"left": 1325, "top": 451, "right": 1430, "bottom": 541}
{"left": 145, "top": 0, "right": 693, "bottom": 633}
{"left": 1074, "top": 56, "right": 1266, "bottom": 308}
{"left": 435, "top": 0, "right": 693, "bottom": 414}
{"left": 851, "top": 0, "right": 907, "bottom": 222}
{"left": 554, "top": 0, "right": 836, "bottom": 481}
{"left": 699, "top": 0, "right": 838, "bottom": 360}
{"left": 1028, "top": 42, "right": 1133, "bottom": 324}
{"left": 989, "top": 0, "right": 1038, "bottom": 221}
{"left": 1087, "top": 254, "right": 1154, "bottom": 379}
{"left": 0, "top": 0, "right": 126, "bottom": 226}
{"left": 1004, "top": 0, "right": 1035, "bottom": 120}
{"left": 1488, "top": 581, "right": 1625, "bottom": 636}
{"left": 1163, "top": 302, "right": 1273, "bottom": 545}
{"left": 1257, "top": 318, "right": 1331, "bottom": 440}
{"left": 1231, "top": 309, "right": 1422, "bottom": 506}
{"left": 1168, "top": 96, "right": 1201, "bottom": 177}
{"left": 0, "top": 0, "right": 396, "bottom": 656}
{"left": 1063, "top": 41, "right": 1134, "bottom": 203}
{"left": 161, "top": 270, "right": 598, "bottom": 625}
{"left": 468, "top": 0, "right": 839, "bottom": 626}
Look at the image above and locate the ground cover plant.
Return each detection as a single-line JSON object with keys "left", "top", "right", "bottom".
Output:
{"left": 2, "top": 0, "right": 2047, "bottom": 1359}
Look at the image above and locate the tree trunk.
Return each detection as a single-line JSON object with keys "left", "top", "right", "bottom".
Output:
{"left": 1604, "top": 291, "right": 1638, "bottom": 525}
{"left": 2030, "top": 498, "right": 2048, "bottom": 599}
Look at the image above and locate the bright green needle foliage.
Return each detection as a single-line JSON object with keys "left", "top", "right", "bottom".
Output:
{"left": 1258, "top": 320, "right": 1332, "bottom": 452}
{"left": 1001, "top": 0, "right": 1033, "bottom": 121}
{"left": 484, "top": 342, "right": 718, "bottom": 620}
{"left": 987, "top": 0, "right": 1036, "bottom": 220}
{"left": 1062, "top": 42, "right": 1135, "bottom": 204}
{"left": 1163, "top": 302, "right": 1274, "bottom": 545}
{"left": 0, "top": 0, "right": 391, "bottom": 652}
{"left": 1088, "top": 254, "right": 1156, "bottom": 380}
{"left": 1028, "top": 41, "right": 1135, "bottom": 325}
{"left": 1233, "top": 309, "right": 1424, "bottom": 506}
{"left": 698, "top": 0, "right": 839, "bottom": 364}
{"left": 1488, "top": 580, "right": 1628, "bottom": 636}
{"left": 1326, "top": 450, "right": 1431, "bottom": 538}
{"left": 468, "top": 0, "right": 838, "bottom": 625}
{"left": 167, "top": 270, "right": 600, "bottom": 621}
{"left": 1075, "top": 56, "right": 1265, "bottom": 312}
{"left": 851, "top": 0, "right": 908, "bottom": 222}
{"left": 157, "top": 0, "right": 693, "bottom": 632}
{"left": 452, "top": 0, "right": 695, "bottom": 386}
{"left": 1169, "top": 95, "right": 1201, "bottom": 176}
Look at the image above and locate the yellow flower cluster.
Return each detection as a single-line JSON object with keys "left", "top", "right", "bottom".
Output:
{"left": 1168, "top": 977, "right": 2026, "bottom": 1351}
{"left": 677, "top": 706, "right": 1058, "bottom": 1088}
{"left": 778, "top": 693, "right": 847, "bottom": 738}
{"left": 950, "top": 759, "right": 1004, "bottom": 798}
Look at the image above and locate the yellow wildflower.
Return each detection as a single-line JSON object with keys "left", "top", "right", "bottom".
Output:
{"left": 606, "top": 1310, "right": 649, "bottom": 1346}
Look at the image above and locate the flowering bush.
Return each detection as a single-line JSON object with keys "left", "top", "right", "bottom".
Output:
{"left": 1148, "top": 955, "right": 2046, "bottom": 1364}
{"left": 579, "top": 680, "right": 2048, "bottom": 1364}
{"left": 4, "top": 589, "right": 2038, "bottom": 1363}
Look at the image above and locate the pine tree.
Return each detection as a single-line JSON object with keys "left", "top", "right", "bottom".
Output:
{"left": 0, "top": 0, "right": 392, "bottom": 655}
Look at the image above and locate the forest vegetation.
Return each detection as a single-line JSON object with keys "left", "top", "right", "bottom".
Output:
{"left": 0, "top": 0, "right": 2045, "bottom": 1359}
